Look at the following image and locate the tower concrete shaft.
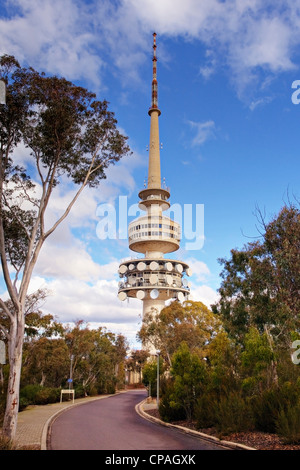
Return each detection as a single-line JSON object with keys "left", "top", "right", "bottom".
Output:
{"left": 118, "top": 33, "right": 191, "bottom": 354}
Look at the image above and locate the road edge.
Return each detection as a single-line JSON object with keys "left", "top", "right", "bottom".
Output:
{"left": 135, "top": 398, "right": 256, "bottom": 451}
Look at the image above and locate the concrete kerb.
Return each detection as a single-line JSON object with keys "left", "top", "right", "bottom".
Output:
{"left": 135, "top": 398, "right": 257, "bottom": 451}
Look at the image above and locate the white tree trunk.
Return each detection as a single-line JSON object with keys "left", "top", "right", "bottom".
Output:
{"left": 2, "top": 313, "right": 24, "bottom": 441}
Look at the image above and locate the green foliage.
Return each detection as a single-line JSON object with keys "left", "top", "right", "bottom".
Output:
{"left": 19, "top": 384, "right": 60, "bottom": 407}
{"left": 142, "top": 357, "right": 162, "bottom": 397}
{"left": 34, "top": 387, "right": 60, "bottom": 405}
{"left": 196, "top": 391, "right": 254, "bottom": 435}
{"left": 249, "top": 383, "right": 300, "bottom": 433}
{"left": 213, "top": 204, "right": 300, "bottom": 347}
{"left": 7, "top": 321, "right": 128, "bottom": 409}
{"left": 205, "top": 330, "right": 240, "bottom": 393}
{"left": 276, "top": 404, "right": 300, "bottom": 444}
{"left": 138, "top": 301, "right": 221, "bottom": 366}
{"left": 195, "top": 392, "right": 219, "bottom": 429}
{"left": 215, "top": 392, "right": 254, "bottom": 435}
{"left": 158, "top": 378, "right": 186, "bottom": 422}
{"left": 241, "top": 327, "right": 276, "bottom": 393}
{"left": 169, "top": 342, "right": 207, "bottom": 421}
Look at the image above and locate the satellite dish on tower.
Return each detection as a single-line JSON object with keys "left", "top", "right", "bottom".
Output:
{"left": 149, "top": 274, "right": 158, "bottom": 285}
{"left": 137, "top": 262, "right": 146, "bottom": 271}
{"left": 118, "top": 292, "right": 127, "bottom": 301}
{"left": 136, "top": 290, "right": 145, "bottom": 299}
{"left": 175, "top": 263, "right": 183, "bottom": 273}
{"left": 150, "top": 289, "right": 159, "bottom": 299}
{"left": 165, "top": 262, "right": 173, "bottom": 271}
{"left": 150, "top": 261, "right": 159, "bottom": 270}
{"left": 119, "top": 265, "right": 127, "bottom": 274}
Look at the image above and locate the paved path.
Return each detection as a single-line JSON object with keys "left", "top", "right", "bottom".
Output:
{"left": 48, "top": 390, "right": 227, "bottom": 451}
{"left": 13, "top": 389, "right": 254, "bottom": 451}
{"left": 15, "top": 393, "right": 117, "bottom": 449}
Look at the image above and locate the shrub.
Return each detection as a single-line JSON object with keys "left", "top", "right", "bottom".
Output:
{"left": 105, "top": 381, "right": 116, "bottom": 394}
{"left": 215, "top": 391, "right": 254, "bottom": 435}
{"left": 20, "top": 384, "right": 60, "bottom": 406}
{"left": 74, "top": 384, "right": 86, "bottom": 398}
{"left": 88, "top": 385, "right": 98, "bottom": 396}
{"left": 195, "top": 393, "right": 218, "bottom": 429}
{"left": 19, "top": 397, "right": 29, "bottom": 411}
{"left": 34, "top": 387, "right": 60, "bottom": 405}
{"left": 20, "top": 384, "right": 42, "bottom": 404}
{"left": 276, "top": 405, "right": 300, "bottom": 444}
{"left": 159, "top": 395, "right": 186, "bottom": 422}
{"left": 250, "top": 384, "right": 300, "bottom": 433}
{"left": 158, "top": 379, "right": 186, "bottom": 422}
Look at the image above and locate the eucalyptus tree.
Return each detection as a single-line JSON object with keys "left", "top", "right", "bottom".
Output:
{"left": 0, "top": 55, "right": 130, "bottom": 440}
{"left": 213, "top": 204, "right": 300, "bottom": 346}
{"left": 138, "top": 300, "right": 222, "bottom": 366}
{"left": 212, "top": 203, "right": 300, "bottom": 387}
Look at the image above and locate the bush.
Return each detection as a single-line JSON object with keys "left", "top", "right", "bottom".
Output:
{"left": 250, "top": 384, "right": 300, "bottom": 433}
{"left": 158, "top": 379, "right": 186, "bottom": 422}
{"left": 105, "top": 381, "right": 116, "bottom": 395}
{"left": 20, "top": 384, "right": 60, "bottom": 406}
{"left": 74, "top": 384, "right": 86, "bottom": 398}
{"left": 215, "top": 391, "right": 254, "bottom": 435}
{"left": 88, "top": 386, "right": 98, "bottom": 396}
{"left": 19, "top": 397, "right": 30, "bottom": 411}
{"left": 276, "top": 404, "right": 300, "bottom": 444}
{"left": 20, "top": 384, "right": 42, "bottom": 404}
{"left": 34, "top": 387, "right": 60, "bottom": 405}
{"left": 195, "top": 393, "right": 218, "bottom": 429}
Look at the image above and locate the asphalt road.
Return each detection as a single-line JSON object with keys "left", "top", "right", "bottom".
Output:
{"left": 48, "top": 389, "right": 227, "bottom": 451}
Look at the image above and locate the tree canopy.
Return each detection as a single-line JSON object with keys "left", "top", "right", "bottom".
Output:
{"left": 0, "top": 54, "right": 130, "bottom": 440}
{"left": 138, "top": 300, "right": 222, "bottom": 366}
{"left": 212, "top": 203, "right": 300, "bottom": 348}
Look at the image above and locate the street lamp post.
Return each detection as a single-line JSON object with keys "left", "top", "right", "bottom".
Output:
{"left": 0, "top": 79, "right": 6, "bottom": 105}
{"left": 69, "top": 354, "right": 74, "bottom": 390}
{"left": 156, "top": 350, "right": 160, "bottom": 409}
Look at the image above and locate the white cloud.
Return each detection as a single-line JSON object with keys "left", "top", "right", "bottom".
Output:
{"left": 189, "top": 282, "right": 219, "bottom": 308}
{"left": 185, "top": 257, "right": 211, "bottom": 282}
{"left": 188, "top": 120, "right": 216, "bottom": 146}
{"left": 2, "top": 0, "right": 300, "bottom": 95}
{"left": 0, "top": 0, "right": 104, "bottom": 86}
{"left": 35, "top": 238, "right": 113, "bottom": 282}
{"left": 29, "top": 275, "right": 142, "bottom": 348}
{"left": 249, "top": 96, "right": 273, "bottom": 111}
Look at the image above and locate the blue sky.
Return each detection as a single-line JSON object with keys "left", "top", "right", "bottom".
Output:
{"left": 1, "top": 0, "right": 300, "bottom": 348}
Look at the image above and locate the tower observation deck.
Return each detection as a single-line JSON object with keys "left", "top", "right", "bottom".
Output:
{"left": 118, "top": 34, "right": 191, "bottom": 352}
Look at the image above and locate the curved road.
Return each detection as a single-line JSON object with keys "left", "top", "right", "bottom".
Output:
{"left": 48, "top": 390, "right": 227, "bottom": 451}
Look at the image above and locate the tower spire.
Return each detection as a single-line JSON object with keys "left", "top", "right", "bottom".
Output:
{"left": 147, "top": 32, "right": 161, "bottom": 189}
{"left": 151, "top": 32, "right": 159, "bottom": 110}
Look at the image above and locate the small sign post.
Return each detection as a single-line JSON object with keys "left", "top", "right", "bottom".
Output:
{"left": 60, "top": 389, "right": 75, "bottom": 404}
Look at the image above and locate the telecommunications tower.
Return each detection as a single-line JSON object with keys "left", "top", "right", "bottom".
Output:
{"left": 118, "top": 33, "right": 191, "bottom": 353}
